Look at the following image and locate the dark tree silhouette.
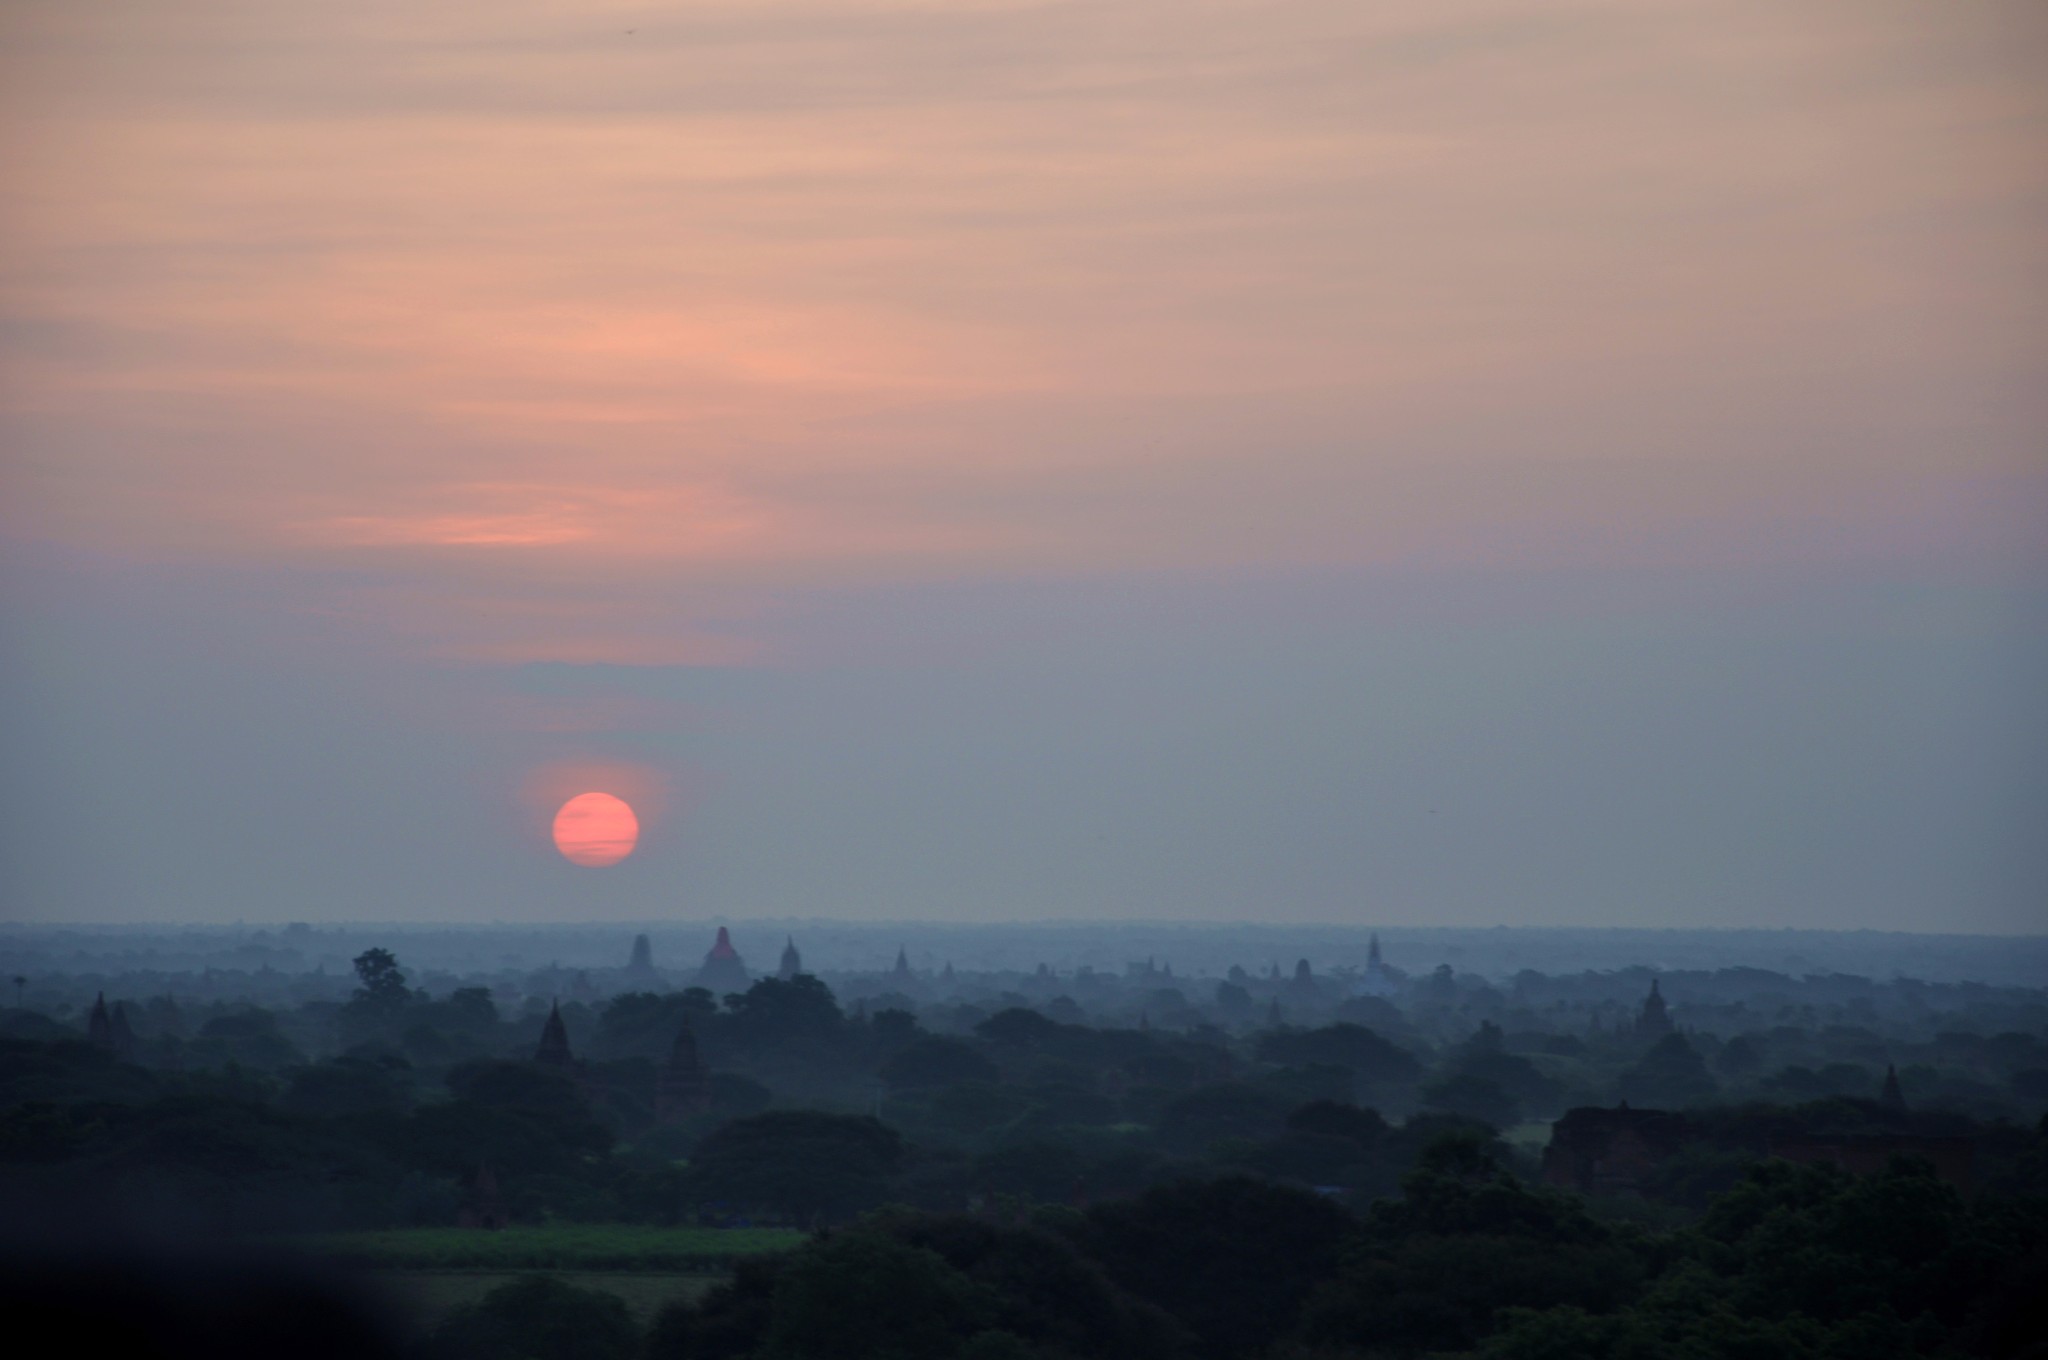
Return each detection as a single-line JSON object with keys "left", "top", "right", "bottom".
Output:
{"left": 348, "top": 948, "right": 410, "bottom": 1013}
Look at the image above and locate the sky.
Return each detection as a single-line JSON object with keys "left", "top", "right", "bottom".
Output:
{"left": 1, "top": 0, "right": 2044, "bottom": 930}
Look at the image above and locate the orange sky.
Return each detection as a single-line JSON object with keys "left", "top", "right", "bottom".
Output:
{"left": 2, "top": 0, "right": 2044, "bottom": 670}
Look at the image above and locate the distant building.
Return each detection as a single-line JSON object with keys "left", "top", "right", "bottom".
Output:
{"left": 1635, "top": 979, "right": 1674, "bottom": 1038}
{"left": 891, "top": 947, "right": 914, "bottom": 981}
{"left": 623, "top": 933, "right": 660, "bottom": 988}
{"left": 1289, "top": 958, "right": 1320, "bottom": 998}
{"left": 533, "top": 1000, "right": 605, "bottom": 1097}
{"left": 534, "top": 1001, "right": 577, "bottom": 1070}
{"left": 697, "top": 927, "right": 750, "bottom": 994}
{"left": 778, "top": 936, "right": 803, "bottom": 980}
{"left": 655, "top": 1018, "right": 710, "bottom": 1124}
{"left": 1879, "top": 1064, "right": 1906, "bottom": 1111}
{"left": 86, "top": 993, "right": 137, "bottom": 1059}
{"left": 1542, "top": 1105, "right": 1695, "bottom": 1196}
{"left": 1353, "top": 934, "right": 1398, "bottom": 997}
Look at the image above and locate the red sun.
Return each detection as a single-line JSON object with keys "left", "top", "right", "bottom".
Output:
{"left": 552, "top": 791, "right": 639, "bottom": 867}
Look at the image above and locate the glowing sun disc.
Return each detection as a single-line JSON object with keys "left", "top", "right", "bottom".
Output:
{"left": 553, "top": 791, "right": 639, "bottom": 867}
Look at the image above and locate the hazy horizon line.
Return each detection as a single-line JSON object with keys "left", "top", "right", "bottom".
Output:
{"left": 6, "top": 918, "right": 2043, "bottom": 941}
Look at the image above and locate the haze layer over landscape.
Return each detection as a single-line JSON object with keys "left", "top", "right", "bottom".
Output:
{"left": 2, "top": 0, "right": 2044, "bottom": 929}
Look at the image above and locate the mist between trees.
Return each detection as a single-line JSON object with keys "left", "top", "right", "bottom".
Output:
{"left": 2, "top": 925, "right": 2044, "bottom": 1358}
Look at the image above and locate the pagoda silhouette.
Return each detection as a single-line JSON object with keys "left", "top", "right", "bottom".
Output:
{"left": 696, "top": 927, "right": 750, "bottom": 994}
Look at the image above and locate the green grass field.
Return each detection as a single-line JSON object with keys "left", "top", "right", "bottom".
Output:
{"left": 296, "top": 1225, "right": 805, "bottom": 1271}
{"left": 362, "top": 1271, "right": 727, "bottom": 1331}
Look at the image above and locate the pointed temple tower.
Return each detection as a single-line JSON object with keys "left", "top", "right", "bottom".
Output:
{"left": 533, "top": 1000, "right": 603, "bottom": 1099}
{"left": 1634, "top": 979, "right": 1674, "bottom": 1038}
{"left": 534, "top": 1001, "right": 577, "bottom": 1070}
{"left": 892, "top": 947, "right": 914, "bottom": 981}
{"left": 697, "top": 927, "right": 750, "bottom": 994}
{"left": 1880, "top": 1064, "right": 1906, "bottom": 1111}
{"left": 655, "top": 1018, "right": 711, "bottom": 1124}
{"left": 85, "top": 994, "right": 136, "bottom": 1058}
{"left": 1357, "top": 933, "right": 1397, "bottom": 997}
{"left": 87, "top": 992, "right": 114, "bottom": 1050}
{"left": 621, "top": 933, "right": 661, "bottom": 991}
{"left": 778, "top": 936, "right": 803, "bottom": 980}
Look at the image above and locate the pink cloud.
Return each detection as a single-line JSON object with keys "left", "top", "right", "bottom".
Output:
{"left": 3, "top": 0, "right": 2041, "bottom": 663}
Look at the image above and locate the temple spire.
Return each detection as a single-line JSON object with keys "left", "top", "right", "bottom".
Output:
{"left": 697, "top": 927, "right": 750, "bottom": 992}
{"left": 656, "top": 1016, "right": 709, "bottom": 1123}
{"left": 624, "top": 933, "right": 657, "bottom": 983}
{"left": 534, "top": 1000, "right": 575, "bottom": 1067}
{"left": 1635, "top": 978, "right": 1673, "bottom": 1037}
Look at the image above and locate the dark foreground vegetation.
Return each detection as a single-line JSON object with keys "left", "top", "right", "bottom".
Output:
{"left": 7, "top": 1144, "right": 2042, "bottom": 1360}
{"left": 404, "top": 1142, "right": 2048, "bottom": 1360}
{"left": 3, "top": 936, "right": 2045, "bottom": 1356}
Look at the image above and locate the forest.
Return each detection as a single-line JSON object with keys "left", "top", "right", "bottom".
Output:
{"left": 2, "top": 929, "right": 2044, "bottom": 1358}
